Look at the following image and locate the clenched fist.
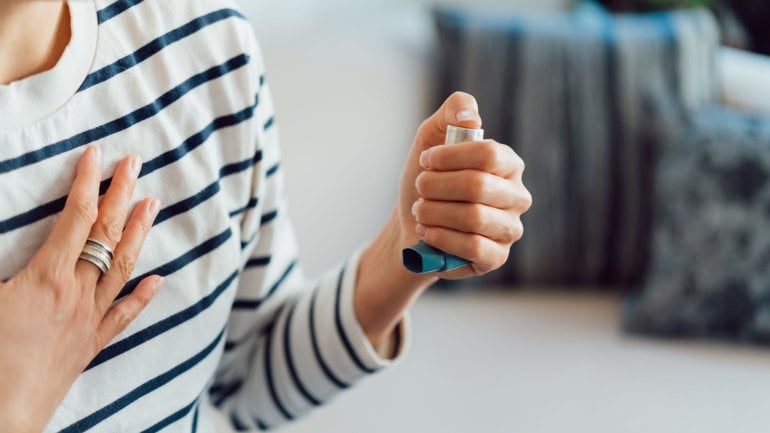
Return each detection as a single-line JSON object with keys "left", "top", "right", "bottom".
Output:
{"left": 398, "top": 92, "right": 532, "bottom": 278}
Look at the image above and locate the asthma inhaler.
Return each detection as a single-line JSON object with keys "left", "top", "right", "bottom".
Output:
{"left": 402, "top": 125, "right": 484, "bottom": 274}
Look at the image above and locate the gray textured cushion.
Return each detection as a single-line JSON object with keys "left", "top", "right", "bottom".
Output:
{"left": 434, "top": 6, "right": 719, "bottom": 285}
{"left": 624, "top": 106, "right": 770, "bottom": 345}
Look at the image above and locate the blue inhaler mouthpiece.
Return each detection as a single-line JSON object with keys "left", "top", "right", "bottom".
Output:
{"left": 402, "top": 241, "right": 470, "bottom": 273}
{"left": 402, "top": 125, "right": 484, "bottom": 274}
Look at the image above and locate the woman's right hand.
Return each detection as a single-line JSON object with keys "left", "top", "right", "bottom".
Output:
{"left": 0, "top": 146, "right": 163, "bottom": 432}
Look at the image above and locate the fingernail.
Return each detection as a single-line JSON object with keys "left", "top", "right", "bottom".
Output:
{"left": 151, "top": 276, "right": 165, "bottom": 294}
{"left": 457, "top": 110, "right": 474, "bottom": 122}
{"left": 92, "top": 145, "right": 101, "bottom": 163}
{"left": 130, "top": 155, "right": 142, "bottom": 177}
{"left": 419, "top": 149, "right": 431, "bottom": 169}
{"left": 416, "top": 223, "right": 427, "bottom": 238}
{"left": 411, "top": 199, "right": 422, "bottom": 217}
{"left": 147, "top": 198, "right": 161, "bottom": 220}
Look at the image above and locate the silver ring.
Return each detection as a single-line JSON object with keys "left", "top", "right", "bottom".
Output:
{"left": 85, "top": 239, "right": 114, "bottom": 260}
{"left": 78, "top": 238, "right": 114, "bottom": 275}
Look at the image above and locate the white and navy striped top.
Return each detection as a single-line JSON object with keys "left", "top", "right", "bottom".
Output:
{"left": 0, "top": 1, "right": 405, "bottom": 431}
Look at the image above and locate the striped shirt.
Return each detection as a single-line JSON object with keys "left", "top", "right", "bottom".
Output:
{"left": 0, "top": 0, "right": 405, "bottom": 431}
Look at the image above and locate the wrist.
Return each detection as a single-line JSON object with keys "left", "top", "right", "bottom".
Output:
{"left": 0, "top": 402, "right": 40, "bottom": 433}
{"left": 354, "top": 209, "right": 437, "bottom": 348}
{"left": 0, "top": 376, "right": 62, "bottom": 433}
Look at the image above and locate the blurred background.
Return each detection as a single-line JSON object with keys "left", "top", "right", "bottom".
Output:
{"left": 236, "top": 1, "right": 770, "bottom": 432}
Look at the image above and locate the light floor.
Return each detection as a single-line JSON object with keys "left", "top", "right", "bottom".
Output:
{"left": 282, "top": 289, "right": 770, "bottom": 433}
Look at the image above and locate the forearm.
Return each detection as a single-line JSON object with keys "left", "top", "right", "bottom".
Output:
{"left": 354, "top": 210, "right": 437, "bottom": 349}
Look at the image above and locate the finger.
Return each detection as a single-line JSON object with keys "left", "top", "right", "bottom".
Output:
{"left": 94, "top": 197, "right": 160, "bottom": 317}
{"left": 412, "top": 199, "right": 524, "bottom": 244}
{"left": 76, "top": 155, "right": 142, "bottom": 284}
{"left": 414, "top": 92, "right": 482, "bottom": 153}
{"left": 419, "top": 140, "right": 525, "bottom": 179}
{"left": 415, "top": 225, "right": 509, "bottom": 274}
{"left": 93, "top": 275, "right": 163, "bottom": 351}
{"left": 43, "top": 145, "right": 101, "bottom": 266}
{"left": 415, "top": 170, "right": 520, "bottom": 209}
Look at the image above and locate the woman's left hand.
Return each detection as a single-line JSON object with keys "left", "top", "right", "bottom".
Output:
{"left": 397, "top": 92, "right": 532, "bottom": 279}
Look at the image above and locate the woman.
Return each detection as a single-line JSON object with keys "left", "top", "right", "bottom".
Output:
{"left": 0, "top": 0, "right": 531, "bottom": 431}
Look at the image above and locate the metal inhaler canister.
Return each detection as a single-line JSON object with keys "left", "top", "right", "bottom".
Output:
{"left": 402, "top": 125, "right": 484, "bottom": 274}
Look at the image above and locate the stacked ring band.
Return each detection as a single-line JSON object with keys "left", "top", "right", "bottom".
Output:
{"left": 78, "top": 239, "right": 114, "bottom": 275}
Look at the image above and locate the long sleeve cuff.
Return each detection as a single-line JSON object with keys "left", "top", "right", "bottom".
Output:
{"left": 333, "top": 247, "right": 410, "bottom": 367}
{"left": 304, "top": 247, "right": 410, "bottom": 385}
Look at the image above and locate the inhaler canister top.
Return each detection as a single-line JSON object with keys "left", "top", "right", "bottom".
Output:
{"left": 445, "top": 125, "right": 484, "bottom": 145}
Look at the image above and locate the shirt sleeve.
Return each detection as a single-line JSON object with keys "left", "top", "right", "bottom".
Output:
{"left": 207, "top": 19, "right": 409, "bottom": 431}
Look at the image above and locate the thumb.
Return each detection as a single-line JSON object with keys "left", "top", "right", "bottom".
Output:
{"left": 414, "top": 91, "right": 482, "bottom": 152}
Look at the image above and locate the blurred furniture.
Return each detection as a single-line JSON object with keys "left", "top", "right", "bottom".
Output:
{"left": 435, "top": 5, "right": 718, "bottom": 286}
{"left": 624, "top": 106, "right": 770, "bottom": 344}
{"left": 719, "top": 47, "right": 770, "bottom": 113}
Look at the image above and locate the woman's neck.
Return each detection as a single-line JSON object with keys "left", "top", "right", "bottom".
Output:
{"left": 0, "top": 0, "right": 70, "bottom": 85}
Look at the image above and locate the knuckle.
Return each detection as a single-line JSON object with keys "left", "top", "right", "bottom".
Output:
{"left": 48, "top": 279, "right": 70, "bottom": 297}
{"left": 511, "top": 183, "right": 533, "bottom": 212}
{"left": 128, "top": 213, "right": 152, "bottom": 236}
{"left": 512, "top": 153, "right": 526, "bottom": 173}
{"left": 466, "top": 173, "right": 489, "bottom": 198}
{"left": 477, "top": 250, "right": 508, "bottom": 275}
{"left": 40, "top": 273, "right": 79, "bottom": 315}
{"left": 47, "top": 278, "right": 72, "bottom": 302}
{"left": 115, "top": 309, "right": 134, "bottom": 331}
{"left": 75, "top": 199, "right": 98, "bottom": 225}
{"left": 113, "top": 255, "right": 136, "bottom": 282}
{"left": 511, "top": 219, "right": 524, "bottom": 243}
{"left": 467, "top": 205, "right": 486, "bottom": 229}
{"left": 39, "top": 264, "right": 71, "bottom": 295}
{"left": 494, "top": 251, "right": 509, "bottom": 270}
{"left": 522, "top": 189, "right": 533, "bottom": 210}
{"left": 96, "top": 217, "right": 124, "bottom": 245}
{"left": 134, "top": 290, "right": 153, "bottom": 309}
{"left": 422, "top": 226, "right": 438, "bottom": 245}
{"left": 118, "top": 176, "right": 136, "bottom": 197}
{"left": 468, "top": 235, "right": 486, "bottom": 260}
{"left": 499, "top": 221, "right": 516, "bottom": 243}
{"left": 481, "top": 141, "right": 499, "bottom": 166}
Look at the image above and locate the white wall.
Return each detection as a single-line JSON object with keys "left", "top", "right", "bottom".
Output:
{"left": 235, "top": 0, "right": 565, "bottom": 276}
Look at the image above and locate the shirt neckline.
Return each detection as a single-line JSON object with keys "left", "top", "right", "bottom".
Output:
{"left": 0, "top": 0, "right": 97, "bottom": 132}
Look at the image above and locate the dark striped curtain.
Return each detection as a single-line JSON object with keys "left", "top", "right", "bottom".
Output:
{"left": 434, "top": 6, "right": 719, "bottom": 286}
